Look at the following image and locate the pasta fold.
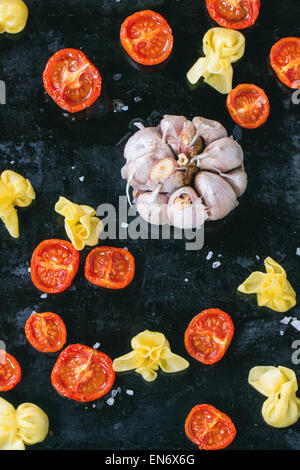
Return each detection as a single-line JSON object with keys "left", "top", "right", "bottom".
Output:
{"left": 187, "top": 28, "right": 245, "bottom": 94}
{"left": 0, "top": 0, "right": 28, "bottom": 34}
{"left": 113, "top": 330, "right": 189, "bottom": 382}
{"left": 248, "top": 366, "right": 300, "bottom": 428}
{"left": 55, "top": 196, "right": 103, "bottom": 251}
{"left": 0, "top": 397, "right": 48, "bottom": 450}
{"left": 0, "top": 170, "right": 35, "bottom": 238}
{"left": 238, "top": 257, "right": 296, "bottom": 312}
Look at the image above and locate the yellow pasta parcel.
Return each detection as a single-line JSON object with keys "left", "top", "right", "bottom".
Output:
{"left": 238, "top": 257, "right": 296, "bottom": 312}
{"left": 0, "top": 397, "right": 49, "bottom": 450}
{"left": 248, "top": 366, "right": 300, "bottom": 428}
{"left": 55, "top": 196, "right": 103, "bottom": 251}
{"left": 187, "top": 28, "right": 245, "bottom": 94}
{"left": 0, "top": 170, "right": 35, "bottom": 238}
{"left": 113, "top": 330, "right": 189, "bottom": 382}
{"left": 0, "top": 0, "right": 28, "bottom": 34}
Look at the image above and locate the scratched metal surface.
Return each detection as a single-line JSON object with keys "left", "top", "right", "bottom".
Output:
{"left": 0, "top": 0, "right": 299, "bottom": 450}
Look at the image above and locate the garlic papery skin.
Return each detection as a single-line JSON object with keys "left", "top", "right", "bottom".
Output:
{"left": 194, "top": 171, "right": 238, "bottom": 221}
{"left": 136, "top": 187, "right": 169, "bottom": 226}
{"left": 192, "top": 137, "right": 243, "bottom": 173}
{"left": 167, "top": 186, "right": 206, "bottom": 229}
{"left": 192, "top": 116, "right": 227, "bottom": 146}
{"left": 124, "top": 127, "right": 173, "bottom": 162}
{"left": 216, "top": 167, "right": 248, "bottom": 197}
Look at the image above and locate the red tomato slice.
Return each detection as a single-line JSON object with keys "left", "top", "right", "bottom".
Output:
{"left": 120, "top": 10, "right": 173, "bottom": 66}
{"left": 31, "top": 239, "right": 79, "bottom": 294}
{"left": 270, "top": 37, "right": 300, "bottom": 89}
{"left": 43, "top": 48, "right": 102, "bottom": 113}
{"left": 226, "top": 84, "right": 270, "bottom": 129}
{"left": 51, "top": 344, "right": 115, "bottom": 402}
{"left": 25, "top": 312, "right": 67, "bottom": 353}
{"left": 0, "top": 351, "right": 21, "bottom": 391}
{"left": 206, "top": 0, "right": 260, "bottom": 30}
{"left": 185, "top": 404, "right": 236, "bottom": 450}
{"left": 184, "top": 308, "right": 234, "bottom": 365}
{"left": 85, "top": 246, "right": 135, "bottom": 289}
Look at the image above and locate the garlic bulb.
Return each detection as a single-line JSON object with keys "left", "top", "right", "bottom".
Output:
{"left": 122, "top": 114, "right": 247, "bottom": 229}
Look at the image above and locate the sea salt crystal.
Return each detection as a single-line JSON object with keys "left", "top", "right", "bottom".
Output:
{"left": 10, "top": 161, "right": 15, "bottom": 165}
{"left": 256, "top": 255, "right": 260, "bottom": 261}
{"left": 291, "top": 319, "right": 300, "bottom": 332}
{"left": 206, "top": 251, "right": 213, "bottom": 260}
{"left": 296, "top": 248, "right": 300, "bottom": 256}
{"left": 126, "top": 389, "right": 134, "bottom": 396}
{"left": 218, "top": 254, "right": 222, "bottom": 258}
{"left": 111, "top": 389, "right": 120, "bottom": 398}
{"left": 184, "top": 278, "right": 188, "bottom": 282}
{"left": 71, "top": 166, "right": 75, "bottom": 170}
{"left": 113, "top": 73, "right": 122, "bottom": 81}
{"left": 134, "top": 96, "right": 142, "bottom": 103}
{"left": 92, "top": 404, "right": 96, "bottom": 408}
{"left": 280, "top": 316, "right": 292, "bottom": 325}
{"left": 107, "top": 397, "right": 115, "bottom": 406}
{"left": 212, "top": 261, "right": 221, "bottom": 269}
{"left": 79, "top": 176, "right": 85, "bottom": 182}
{"left": 28, "top": 267, "right": 31, "bottom": 273}
{"left": 40, "top": 293, "right": 47, "bottom": 299}
{"left": 93, "top": 342, "right": 100, "bottom": 349}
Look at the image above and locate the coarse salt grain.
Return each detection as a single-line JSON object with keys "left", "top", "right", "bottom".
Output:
{"left": 28, "top": 267, "right": 31, "bottom": 272}
{"left": 291, "top": 319, "right": 300, "bottom": 332}
{"left": 126, "top": 389, "right": 134, "bottom": 396}
{"left": 212, "top": 261, "right": 221, "bottom": 269}
{"left": 296, "top": 248, "right": 300, "bottom": 256}
{"left": 280, "top": 316, "right": 292, "bottom": 325}
{"left": 206, "top": 251, "right": 213, "bottom": 260}
{"left": 40, "top": 293, "right": 47, "bottom": 299}
{"left": 93, "top": 342, "right": 100, "bottom": 349}
{"left": 184, "top": 278, "right": 188, "bottom": 282}
{"left": 107, "top": 397, "right": 115, "bottom": 406}
{"left": 79, "top": 176, "right": 85, "bottom": 182}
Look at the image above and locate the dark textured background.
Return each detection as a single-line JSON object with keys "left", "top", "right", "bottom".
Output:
{"left": 0, "top": 0, "right": 299, "bottom": 450}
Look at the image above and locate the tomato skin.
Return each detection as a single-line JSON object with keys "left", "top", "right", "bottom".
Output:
{"left": 25, "top": 312, "right": 67, "bottom": 353}
{"left": 206, "top": 0, "right": 260, "bottom": 30}
{"left": 120, "top": 10, "right": 173, "bottom": 66}
{"left": 0, "top": 351, "right": 21, "bottom": 392}
{"left": 31, "top": 239, "right": 80, "bottom": 294}
{"left": 85, "top": 246, "right": 135, "bottom": 289}
{"left": 270, "top": 37, "right": 300, "bottom": 89}
{"left": 185, "top": 404, "right": 236, "bottom": 450}
{"left": 184, "top": 309, "right": 234, "bottom": 365}
{"left": 226, "top": 84, "right": 270, "bottom": 129}
{"left": 51, "top": 344, "right": 115, "bottom": 402}
{"left": 43, "top": 48, "right": 102, "bottom": 113}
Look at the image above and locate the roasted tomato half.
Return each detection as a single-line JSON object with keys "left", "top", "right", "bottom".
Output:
{"left": 185, "top": 404, "right": 236, "bottom": 450}
{"left": 25, "top": 312, "right": 67, "bottom": 353}
{"left": 0, "top": 351, "right": 21, "bottom": 391}
{"left": 31, "top": 239, "right": 80, "bottom": 294}
{"left": 43, "top": 48, "right": 102, "bottom": 113}
{"left": 226, "top": 84, "right": 270, "bottom": 129}
{"left": 270, "top": 37, "right": 300, "bottom": 89}
{"left": 120, "top": 10, "right": 173, "bottom": 65}
{"left": 184, "top": 308, "right": 234, "bottom": 365}
{"left": 206, "top": 0, "right": 260, "bottom": 30}
{"left": 85, "top": 246, "right": 135, "bottom": 289}
{"left": 51, "top": 344, "right": 115, "bottom": 402}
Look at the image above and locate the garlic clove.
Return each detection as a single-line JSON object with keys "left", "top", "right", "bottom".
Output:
{"left": 192, "top": 137, "right": 243, "bottom": 173}
{"left": 192, "top": 116, "right": 227, "bottom": 146}
{"left": 167, "top": 186, "right": 206, "bottom": 229}
{"left": 216, "top": 166, "right": 248, "bottom": 197}
{"left": 194, "top": 171, "right": 238, "bottom": 221}
{"left": 136, "top": 188, "right": 169, "bottom": 226}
